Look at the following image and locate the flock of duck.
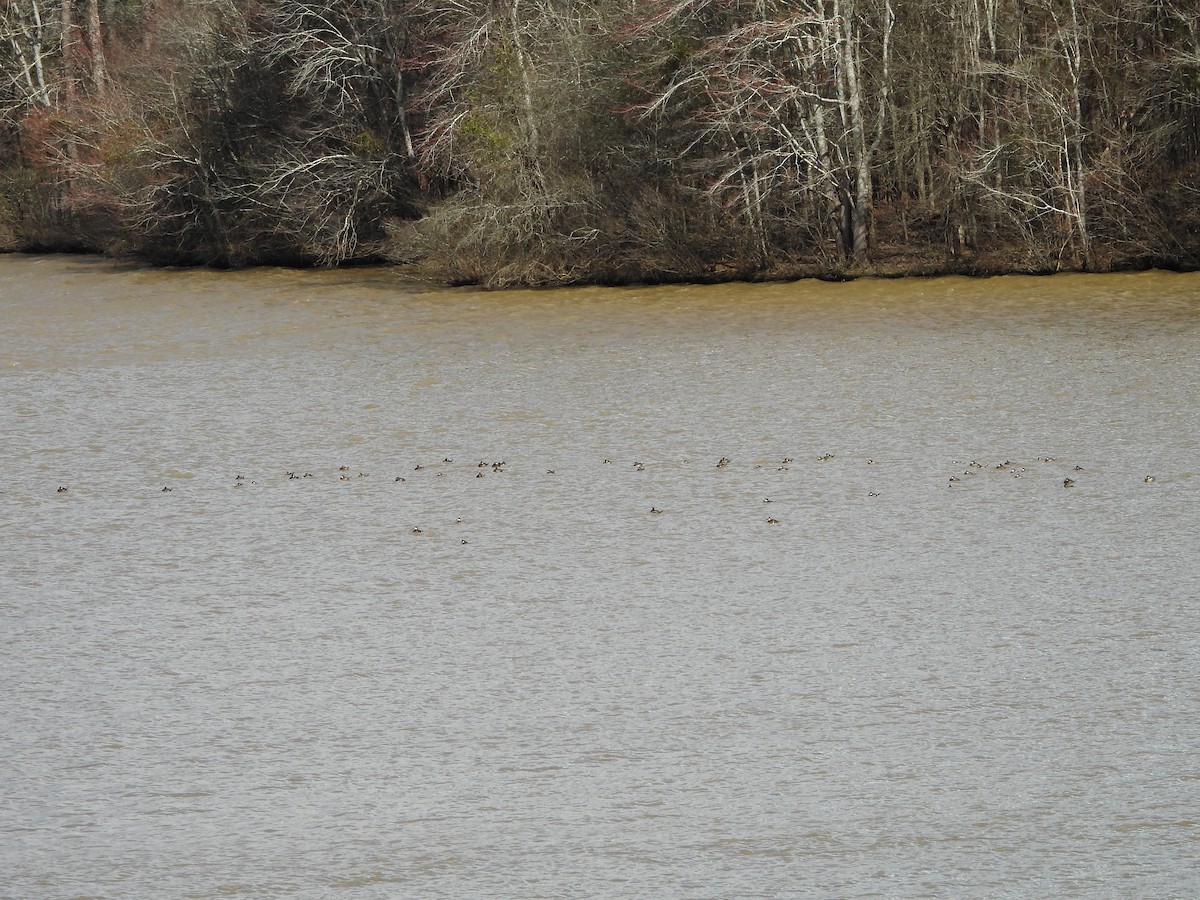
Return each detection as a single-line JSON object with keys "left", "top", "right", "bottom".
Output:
{"left": 945, "top": 455, "right": 1160, "bottom": 490}
{"left": 48, "top": 452, "right": 1160, "bottom": 533}
{"left": 947, "top": 456, "right": 1089, "bottom": 489}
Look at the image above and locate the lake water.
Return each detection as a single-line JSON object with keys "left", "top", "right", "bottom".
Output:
{"left": 2, "top": 255, "right": 1198, "bottom": 897}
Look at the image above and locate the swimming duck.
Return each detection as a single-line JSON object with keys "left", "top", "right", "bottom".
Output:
{"left": 1063, "top": 478, "right": 1075, "bottom": 488}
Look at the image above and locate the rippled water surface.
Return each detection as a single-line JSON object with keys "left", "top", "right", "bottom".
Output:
{"left": 2, "top": 255, "right": 1199, "bottom": 897}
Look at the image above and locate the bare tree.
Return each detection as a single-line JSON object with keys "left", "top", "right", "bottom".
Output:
{"left": 1, "top": 1, "right": 55, "bottom": 111}
{"left": 629, "top": 0, "right": 893, "bottom": 264}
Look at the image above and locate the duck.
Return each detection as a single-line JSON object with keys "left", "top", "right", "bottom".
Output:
{"left": 767, "top": 517, "right": 780, "bottom": 525}
{"left": 57, "top": 486, "right": 68, "bottom": 493}
{"left": 1144, "top": 475, "right": 1156, "bottom": 483}
{"left": 1063, "top": 477, "right": 1075, "bottom": 488}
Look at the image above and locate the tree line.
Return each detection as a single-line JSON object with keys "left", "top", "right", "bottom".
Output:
{"left": 2, "top": 0, "right": 1197, "bottom": 286}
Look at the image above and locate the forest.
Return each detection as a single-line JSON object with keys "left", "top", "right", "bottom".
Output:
{"left": 2, "top": 0, "right": 1198, "bottom": 286}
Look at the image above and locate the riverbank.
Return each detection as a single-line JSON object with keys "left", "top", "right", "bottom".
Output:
{"left": 3, "top": 1, "right": 1198, "bottom": 290}
{"left": 2, "top": 228, "right": 1192, "bottom": 289}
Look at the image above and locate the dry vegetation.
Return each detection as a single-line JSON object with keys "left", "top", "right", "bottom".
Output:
{"left": 2, "top": 0, "right": 1198, "bottom": 285}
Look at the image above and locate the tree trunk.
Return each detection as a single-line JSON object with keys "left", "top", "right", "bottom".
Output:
{"left": 84, "top": 0, "right": 105, "bottom": 94}
{"left": 59, "top": 0, "right": 75, "bottom": 100}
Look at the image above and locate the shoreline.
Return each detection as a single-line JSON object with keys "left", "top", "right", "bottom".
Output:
{"left": 3, "top": 243, "right": 1195, "bottom": 290}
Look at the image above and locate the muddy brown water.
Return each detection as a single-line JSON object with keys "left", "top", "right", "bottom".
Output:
{"left": 2, "top": 254, "right": 1198, "bottom": 897}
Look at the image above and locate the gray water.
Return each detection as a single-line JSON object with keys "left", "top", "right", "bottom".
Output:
{"left": 2, "top": 255, "right": 1198, "bottom": 897}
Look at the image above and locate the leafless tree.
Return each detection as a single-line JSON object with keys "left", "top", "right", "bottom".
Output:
{"left": 629, "top": 0, "right": 893, "bottom": 265}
